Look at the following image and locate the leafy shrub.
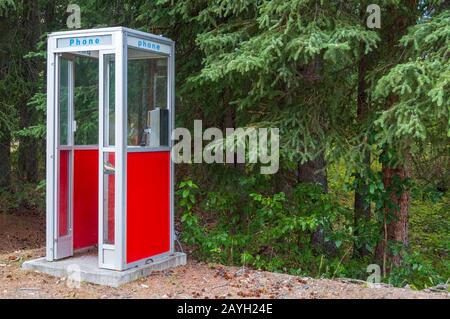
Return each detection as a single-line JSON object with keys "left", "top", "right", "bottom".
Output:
{"left": 177, "top": 178, "right": 367, "bottom": 278}
{"left": 388, "top": 250, "right": 448, "bottom": 290}
{"left": 176, "top": 173, "right": 449, "bottom": 289}
{"left": 0, "top": 180, "right": 45, "bottom": 213}
{"left": 408, "top": 191, "right": 450, "bottom": 285}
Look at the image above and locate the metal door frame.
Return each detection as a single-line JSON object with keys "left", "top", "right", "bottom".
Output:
{"left": 52, "top": 52, "right": 75, "bottom": 260}
{"left": 98, "top": 48, "right": 123, "bottom": 269}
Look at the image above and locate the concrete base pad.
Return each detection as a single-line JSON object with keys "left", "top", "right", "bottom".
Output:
{"left": 22, "top": 252, "right": 187, "bottom": 287}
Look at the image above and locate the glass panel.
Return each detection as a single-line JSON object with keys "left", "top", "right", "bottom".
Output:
{"left": 104, "top": 54, "right": 115, "bottom": 147}
{"left": 154, "top": 59, "right": 168, "bottom": 109}
{"left": 103, "top": 152, "right": 115, "bottom": 245}
{"left": 59, "top": 58, "right": 69, "bottom": 145}
{"left": 73, "top": 54, "right": 99, "bottom": 145}
{"left": 127, "top": 48, "right": 168, "bottom": 146}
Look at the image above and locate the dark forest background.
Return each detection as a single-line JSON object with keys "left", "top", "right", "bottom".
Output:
{"left": 0, "top": 0, "right": 448, "bottom": 289}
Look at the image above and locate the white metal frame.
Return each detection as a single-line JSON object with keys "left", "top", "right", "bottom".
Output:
{"left": 98, "top": 48, "right": 117, "bottom": 269}
{"left": 52, "top": 53, "right": 75, "bottom": 259}
{"left": 46, "top": 27, "right": 175, "bottom": 271}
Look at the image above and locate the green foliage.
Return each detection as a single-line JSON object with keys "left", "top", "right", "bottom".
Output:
{"left": 388, "top": 250, "right": 448, "bottom": 290}
{"left": 178, "top": 177, "right": 367, "bottom": 278}
{"left": 0, "top": 180, "right": 45, "bottom": 213}
{"left": 409, "top": 192, "right": 450, "bottom": 282}
{"left": 184, "top": 0, "right": 382, "bottom": 164}
{"left": 178, "top": 165, "right": 449, "bottom": 288}
{"left": 0, "top": 0, "right": 15, "bottom": 17}
{"left": 176, "top": 180, "right": 204, "bottom": 246}
{"left": 373, "top": 10, "right": 450, "bottom": 154}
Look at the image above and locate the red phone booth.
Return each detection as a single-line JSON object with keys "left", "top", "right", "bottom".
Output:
{"left": 23, "top": 28, "right": 185, "bottom": 283}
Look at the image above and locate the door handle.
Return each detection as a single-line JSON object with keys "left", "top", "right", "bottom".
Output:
{"left": 103, "top": 161, "right": 115, "bottom": 175}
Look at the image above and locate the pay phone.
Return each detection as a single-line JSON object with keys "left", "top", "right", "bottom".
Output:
{"left": 141, "top": 108, "right": 169, "bottom": 147}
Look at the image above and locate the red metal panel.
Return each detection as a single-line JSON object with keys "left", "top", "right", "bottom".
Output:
{"left": 126, "top": 151, "right": 170, "bottom": 264}
{"left": 58, "top": 150, "right": 69, "bottom": 237}
{"left": 73, "top": 149, "right": 98, "bottom": 250}
{"left": 106, "top": 152, "right": 115, "bottom": 244}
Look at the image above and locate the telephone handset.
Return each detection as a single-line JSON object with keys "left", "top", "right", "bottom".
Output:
{"left": 140, "top": 108, "right": 168, "bottom": 147}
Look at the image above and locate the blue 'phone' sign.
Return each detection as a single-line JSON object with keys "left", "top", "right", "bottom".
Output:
{"left": 137, "top": 40, "right": 161, "bottom": 51}
{"left": 69, "top": 37, "right": 101, "bottom": 46}
{"left": 56, "top": 35, "right": 112, "bottom": 48}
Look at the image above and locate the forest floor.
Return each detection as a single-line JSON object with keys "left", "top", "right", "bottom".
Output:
{"left": 0, "top": 212, "right": 448, "bottom": 299}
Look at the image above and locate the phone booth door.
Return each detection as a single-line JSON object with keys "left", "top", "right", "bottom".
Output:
{"left": 52, "top": 48, "right": 120, "bottom": 266}
{"left": 54, "top": 54, "right": 74, "bottom": 259}
{"left": 98, "top": 50, "right": 119, "bottom": 269}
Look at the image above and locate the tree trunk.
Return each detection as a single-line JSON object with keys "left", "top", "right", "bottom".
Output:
{"left": 0, "top": 128, "right": 11, "bottom": 189}
{"left": 0, "top": 18, "right": 11, "bottom": 189}
{"left": 376, "top": 161, "right": 410, "bottom": 273}
{"left": 297, "top": 152, "right": 328, "bottom": 192}
{"left": 44, "top": 0, "right": 56, "bottom": 32}
{"left": 223, "top": 94, "right": 242, "bottom": 170}
{"left": 298, "top": 152, "right": 337, "bottom": 256}
{"left": 18, "top": 106, "right": 39, "bottom": 182}
{"left": 373, "top": 0, "right": 417, "bottom": 272}
{"left": 353, "top": 50, "right": 372, "bottom": 257}
{"left": 353, "top": 155, "right": 371, "bottom": 256}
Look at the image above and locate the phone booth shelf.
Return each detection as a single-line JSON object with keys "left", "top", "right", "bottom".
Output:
{"left": 22, "top": 27, "right": 186, "bottom": 287}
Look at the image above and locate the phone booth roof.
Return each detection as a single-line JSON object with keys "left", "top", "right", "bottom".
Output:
{"left": 49, "top": 26, "right": 174, "bottom": 48}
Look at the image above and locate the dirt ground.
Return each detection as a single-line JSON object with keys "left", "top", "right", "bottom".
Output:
{"left": 0, "top": 212, "right": 448, "bottom": 299}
